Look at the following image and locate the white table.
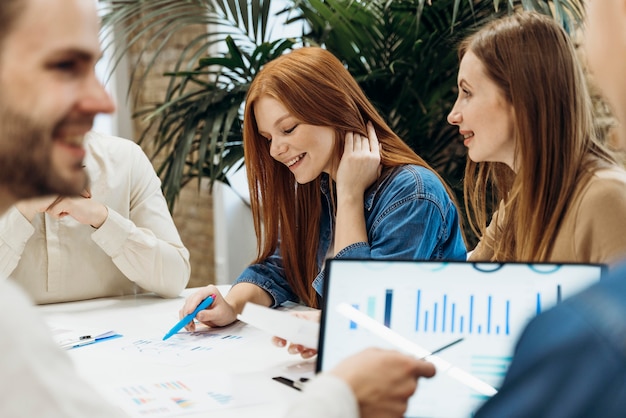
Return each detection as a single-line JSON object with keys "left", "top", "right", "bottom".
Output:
{"left": 37, "top": 287, "right": 312, "bottom": 417}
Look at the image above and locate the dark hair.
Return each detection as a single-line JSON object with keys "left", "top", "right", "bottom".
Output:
{"left": 0, "top": 0, "right": 26, "bottom": 50}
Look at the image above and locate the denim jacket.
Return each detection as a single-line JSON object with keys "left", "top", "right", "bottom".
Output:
{"left": 233, "top": 165, "right": 467, "bottom": 307}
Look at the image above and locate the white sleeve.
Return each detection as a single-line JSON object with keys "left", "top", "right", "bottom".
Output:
{"left": 90, "top": 143, "right": 191, "bottom": 298}
{"left": 285, "top": 374, "right": 359, "bottom": 418}
{"left": 0, "top": 206, "right": 35, "bottom": 278}
{"left": 0, "top": 280, "right": 127, "bottom": 417}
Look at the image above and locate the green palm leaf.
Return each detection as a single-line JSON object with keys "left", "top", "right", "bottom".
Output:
{"left": 100, "top": 0, "right": 584, "bottom": 218}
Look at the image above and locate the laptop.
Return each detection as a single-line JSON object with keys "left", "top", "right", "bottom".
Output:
{"left": 317, "top": 259, "right": 606, "bottom": 418}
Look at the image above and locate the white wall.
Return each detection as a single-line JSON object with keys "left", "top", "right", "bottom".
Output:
{"left": 213, "top": 168, "right": 256, "bottom": 285}
{"left": 213, "top": 1, "right": 305, "bottom": 283}
{"left": 95, "top": 2, "right": 133, "bottom": 139}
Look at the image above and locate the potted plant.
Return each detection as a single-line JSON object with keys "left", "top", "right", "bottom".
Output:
{"left": 100, "top": 0, "right": 584, "bottom": 244}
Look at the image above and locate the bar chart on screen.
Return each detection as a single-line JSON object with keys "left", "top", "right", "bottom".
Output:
{"left": 342, "top": 269, "right": 596, "bottom": 392}
{"left": 320, "top": 260, "right": 604, "bottom": 418}
{"left": 347, "top": 282, "right": 566, "bottom": 337}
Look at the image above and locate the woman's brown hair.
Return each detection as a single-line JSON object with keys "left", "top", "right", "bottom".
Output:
{"left": 460, "top": 12, "right": 615, "bottom": 261}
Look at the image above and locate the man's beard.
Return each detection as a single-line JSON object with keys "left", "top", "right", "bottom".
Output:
{"left": 0, "top": 102, "right": 86, "bottom": 199}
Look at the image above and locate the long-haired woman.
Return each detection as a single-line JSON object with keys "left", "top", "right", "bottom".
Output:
{"left": 448, "top": 12, "right": 626, "bottom": 263}
{"left": 181, "top": 47, "right": 466, "bottom": 328}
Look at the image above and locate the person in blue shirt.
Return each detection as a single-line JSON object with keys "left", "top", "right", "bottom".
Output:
{"left": 181, "top": 46, "right": 467, "bottom": 328}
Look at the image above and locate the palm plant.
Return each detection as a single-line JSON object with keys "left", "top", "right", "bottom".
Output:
{"left": 100, "top": 0, "right": 584, "bottom": 239}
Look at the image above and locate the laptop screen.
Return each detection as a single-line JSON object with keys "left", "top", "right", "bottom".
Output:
{"left": 317, "top": 260, "right": 605, "bottom": 418}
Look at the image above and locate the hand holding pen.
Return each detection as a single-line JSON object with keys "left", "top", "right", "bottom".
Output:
{"left": 178, "top": 285, "right": 237, "bottom": 331}
{"left": 163, "top": 293, "right": 216, "bottom": 340}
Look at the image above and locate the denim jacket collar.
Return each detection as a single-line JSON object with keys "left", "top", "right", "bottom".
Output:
{"left": 320, "top": 170, "right": 394, "bottom": 212}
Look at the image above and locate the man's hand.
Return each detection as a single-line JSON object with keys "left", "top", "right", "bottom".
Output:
{"left": 45, "top": 193, "right": 108, "bottom": 228}
{"left": 14, "top": 188, "right": 105, "bottom": 226}
{"left": 331, "top": 348, "right": 436, "bottom": 418}
{"left": 15, "top": 195, "right": 62, "bottom": 222}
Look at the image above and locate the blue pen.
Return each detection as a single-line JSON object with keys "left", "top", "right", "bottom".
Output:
{"left": 162, "top": 294, "right": 216, "bottom": 340}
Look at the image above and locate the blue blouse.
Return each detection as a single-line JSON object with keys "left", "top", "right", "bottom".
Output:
{"left": 233, "top": 165, "right": 467, "bottom": 307}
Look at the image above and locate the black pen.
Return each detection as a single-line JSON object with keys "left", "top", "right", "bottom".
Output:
{"left": 272, "top": 376, "right": 308, "bottom": 391}
{"left": 420, "top": 337, "right": 464, "bottom": 359}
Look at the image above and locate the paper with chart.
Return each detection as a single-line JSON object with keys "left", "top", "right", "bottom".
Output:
{"left": 104, "top": 371, "right": 265, "bottom": 417}
{"left": 119, "top": 321, "right": 266, "bottom": 366}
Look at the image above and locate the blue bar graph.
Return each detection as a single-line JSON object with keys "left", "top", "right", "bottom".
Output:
{"left": 414, "top": 293, "right": 511, "bottom": 336}
{"left": 353, "top": 291, "right": 393, "bottom": 329}
{"left": 442, "top": 295, "right": 447, "bottom": 332}
{"left": 416, "top": 290, "right": 421, "bottom": 331}
{"left": 350, "top": 304, "right": 359, "bottom": 329}
{"left": 487, "top": 296, "right": 492, "bottom": 334}
{"left": 536, "top": 293, "right": 541, "bottom": 315}
{"left": 469, "top": 296, "right": 474, "bottom": 334}
{"left": 384, "top": 290, "right": 393, "bottom": 327}
{"left": 451, "top": 303, "right": 455, "bottom": 333}
{"left": 349, "top": 285, "right": 564, "bottom": 336}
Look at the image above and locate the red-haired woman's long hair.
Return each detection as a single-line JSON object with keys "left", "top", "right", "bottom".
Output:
{"left": 243, "top": 47, "right": 459, "bottom": 307}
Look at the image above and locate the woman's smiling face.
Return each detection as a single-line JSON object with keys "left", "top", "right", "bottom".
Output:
{"left": 254, "top": 96, "right": 336, "bottom": 184}
{"left": 447, "top": 51, "right": 517, "bottom": 171}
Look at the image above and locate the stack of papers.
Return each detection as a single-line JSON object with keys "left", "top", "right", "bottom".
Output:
{"left": 237, "top": 302, "right": 319, "bottom": 348}
{"left": 50, "top": 325, "right": 121, "bottom": 349}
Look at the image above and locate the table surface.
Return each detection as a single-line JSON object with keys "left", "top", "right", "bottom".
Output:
{"left": 37, "top": 287, "right": 312, "bottom": 417}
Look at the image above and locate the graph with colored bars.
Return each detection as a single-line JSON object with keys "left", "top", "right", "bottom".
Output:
{"left": 321, "top": 261, "right": 603, "bottom": 418}
{"left": 118, "top": 380, "right": 197, "bottom": 415}
{"left": 121, "top": 332, "right": 244, "bottom": 363}
{"left": 343, "top": 275, "right": 593, "bottom": 404}
{"left": 114, "top": 377, "right": 237, "bottom": 417}
{"left": 349, "top": 285, "right": 564, "bottom": 337}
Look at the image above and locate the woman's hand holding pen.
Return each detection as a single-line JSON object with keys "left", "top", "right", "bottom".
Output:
{"left": 181, "top": 283, "right": 273, "bottom": 330}
{"left": 272, "top": 310, "right": 321, "bottom": 359}
{"left": 179, "top": 285, "right": 236, "bottom": 330}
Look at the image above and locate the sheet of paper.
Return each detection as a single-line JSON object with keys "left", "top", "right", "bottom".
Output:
{"left": 103, "top": 372, "right": 266, "bottom": 417}
{"left": 48, "top": 322, "right": 120, "bottom": 349}
{"left": 237, "top": 302, "right": 319, "bottom": 348}
{"left": 118, "top": 321, "right": 264, "bottom": 366}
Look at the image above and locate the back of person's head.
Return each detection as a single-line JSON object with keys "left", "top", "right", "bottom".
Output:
{"left": 461, "top": 12, "right": 615, "bottom": 261}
